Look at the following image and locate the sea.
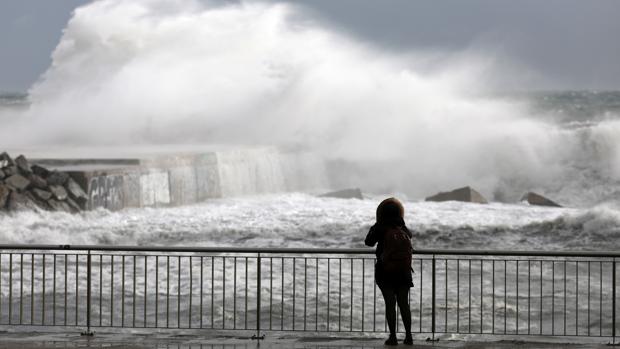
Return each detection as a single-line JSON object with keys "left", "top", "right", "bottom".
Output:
{"left": 2, "top": 91, "right": 620, "bottom": 251}
{"left": 0, "top": 0, "right": 619, "bottom": 337}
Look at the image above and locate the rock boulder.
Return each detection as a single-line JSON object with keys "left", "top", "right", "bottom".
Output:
{"left": 47, "top": 171, "right": 69, "bottom": 186}
{"left": 521, "top": 192, "right": 562, "bottom": 207}
{"left": 49, "top": 185, "right": 68, "bottom": 201}
{"left": 31, "top": 165, "right": 51, "bottom": 178}
{"left": 5, "top": 174, "right": 31, "bottom": 191}
{"left": 8, "top": 191, "right": 39, "bottom": 211}
{"left": 15, "top": 155, "right": 32, "bottom": 175}
{"left": 425, "top": 186, "right": 488, "bottom": 204}
{"left": 0, "top": 152, "right": 89, "bottom": 214}
{"left": 29, "top": 174, "right": 48, "bottom": 189}
{"left": 66, "top": 178, "right": 88, "bottom": 203}
{"left": 0, "top": 152, "right": 14, "bottom": 168}
{"left": 47, "top": 199, "right": 72, "bottom": 213}
{"left": 33, "top": 188, "right": 53, "bottom": 201}
{"left": 3, "top": 166, "right": 17, "bottom": 177}
{"left": 0, "top": 184, "right": 10, "bottom": 208}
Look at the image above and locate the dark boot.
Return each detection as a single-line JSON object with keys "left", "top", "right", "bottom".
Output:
{"left": 384, "top": 333, "right": 398, "bottom": 346}
{"left": 403, "top": 332, "right": 413, "bottom": 345}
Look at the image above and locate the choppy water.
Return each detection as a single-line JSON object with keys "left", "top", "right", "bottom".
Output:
{"left": 1, "top": 193, "right": 618, "bottom": 252}
{"left": 2, "top": 88, "right": 620, "bottom": 250}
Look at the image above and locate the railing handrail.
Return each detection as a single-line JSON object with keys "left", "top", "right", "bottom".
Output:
{"left": 0, "top": 244, "right": 619, "bottom": 258}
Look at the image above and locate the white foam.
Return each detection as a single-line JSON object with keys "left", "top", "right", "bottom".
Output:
{"left": 0, "top": 193, "right": 584, "bottom": 249}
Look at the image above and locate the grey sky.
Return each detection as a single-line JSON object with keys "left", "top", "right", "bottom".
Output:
{"left": 1, "top": 0, "right": 619, "bottom": 92}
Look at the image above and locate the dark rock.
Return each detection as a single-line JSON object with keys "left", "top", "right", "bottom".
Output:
{"left": 25, "top": 191, "right": 50, "bottom": 210}
{"left": 33, "top": 188, "right": 53, "bottom": 201}
{"left": 425, "top": 186, "right": 488, "bottom": 204}
{"left": 47, "top": 171, "right": 69, "bottom": 186}
{"left": 47, "top": 199, "right": 72, "bottom": 213}
{"left": 66, "top": 197, "right": 81, "bottom": 213}
{"left": 14, "top": 155, "right": 32, "bottom": 175}
{"left": 319, "top": 188, "right": 363, "bottom": 200}
{"left": 3, "top": 166, "right": 17, "bottom": 177}
{"left": 49, "top": 185, "right": 68, "bottom": 201}
{"left": 0, "top": 152, "right": 15, "bottom": 168}
{"left": 65, "top": 178, "right": 88, "bottom": 202}
{"left": 0, "top": 184, "right": 10, "bottom": 208}
{"left": 29, "top": 174, "right": 48, "bottom": 190}
{"left": 0, "top": 169, "right": 5, "bottom": 180}
{"left": 31, "top": 165, "right": 51, "bottom": 178}
{"left": 5, "top": 174, "right": 31, "bottom": 191}
{"left": 8, "top": 191, "right": 39, "bottom": 211}
{"left": 521, "top": 192, "right": 562, "bottom": 207}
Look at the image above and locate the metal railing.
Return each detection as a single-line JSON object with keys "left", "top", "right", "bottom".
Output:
{"left": 0, "top": 244, "right": 618, "bottom": 343}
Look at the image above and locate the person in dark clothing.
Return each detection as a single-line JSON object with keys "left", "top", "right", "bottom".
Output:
{"left": 365, "top": 197, "right": 413, "bottom": 346}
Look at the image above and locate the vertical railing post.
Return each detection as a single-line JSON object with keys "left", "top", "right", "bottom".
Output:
{"left": 81, "top": 250, "right": 93, "bottom": 336}
{"left": 432, "top": 256, "right": 436, "bottom": 341}
{"left": 613, "top": 259, "right": 616, "bottom": 345}
{"left": 252, "top": 252, "right": 265, "bottom": 341}
{"left": 427, "top": 255, "right": 438, "bottom": 342}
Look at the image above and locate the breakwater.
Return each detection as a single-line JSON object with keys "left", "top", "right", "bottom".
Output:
{"left": 23, "top": 147, "right": 327, "bottom": 211}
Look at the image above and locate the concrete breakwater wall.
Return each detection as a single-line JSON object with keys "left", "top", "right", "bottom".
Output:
{"left": 33, "top": 148, "right": 327, "bottom": 211}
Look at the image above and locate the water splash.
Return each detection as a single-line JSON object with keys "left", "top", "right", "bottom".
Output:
{"left": 1, "top": 0, "right": 619, "bottom": 205}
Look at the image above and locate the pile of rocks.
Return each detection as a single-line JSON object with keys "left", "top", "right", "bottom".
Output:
{"left": 0, "top": 152, "right": 88, "bottom": 213}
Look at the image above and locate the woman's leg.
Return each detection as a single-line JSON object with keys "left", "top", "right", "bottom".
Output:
{"left": 396, "top": 286, "right": 412, "bottom": 336}
{"left": 379, "top": 284, "right": 397, "bottom": 340}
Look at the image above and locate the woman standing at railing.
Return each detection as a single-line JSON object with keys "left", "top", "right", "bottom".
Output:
{"left": 365, "top": 197, "right": 413, "bottom": 346}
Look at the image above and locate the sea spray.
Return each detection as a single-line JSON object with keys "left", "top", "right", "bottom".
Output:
{"left": 0, "top": 0, "right": 618, "bottom": 205}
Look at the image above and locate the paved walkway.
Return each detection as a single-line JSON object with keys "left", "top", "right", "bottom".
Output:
{"left": 0, "top": 331, "right": 615, "bottom": 349}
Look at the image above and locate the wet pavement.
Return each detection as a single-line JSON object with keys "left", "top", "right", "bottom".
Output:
{"left": 0, "top": 331, "right": 616, "bottom": 349}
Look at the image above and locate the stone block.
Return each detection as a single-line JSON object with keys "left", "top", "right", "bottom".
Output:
{"left": 25, "top": 191, "right": 50, "bottom": 210}
{"left": 29, "top": 175, "right": 48, "bottom": 190}
{"left": 0, "top": 152, "right": 14, "bottom": 168}
{"left": 49, "top": 185, "right": 69, "bottom": 201}
{"left": 31, "top": 165, "right": 51, "bottom": 178}
{"left": 521, "top": 192, "right": 562, "bottom": 207}
{"left": 8, "top": 191, "right": 39, "bottom": 211}
{"left": 5, "top": 174, "right": 31, "bottom": 191}
{"left": 425, "top": 186, "right": 488, "bottom": 204}
{"left": 47, "top": 171, "right": 69, "bottom": 186}
{"left": 3, "top": 166, "right": 16, "bottom": 177}
{"left": 66, "top": 197, "right": 81, "bottom": 212}
{"left": 0, "top": 184, "right": 10, "bottom": 208}
{"left": 33, "top": 188, "right": 53, "bottom": 201}
{"left": 47, "top": 199, "right": 72, "bottom": 213}
{"left": 15, "top": 155, "right": 32, "bottom": 175}
{"left": 66, "top": 178, "right": 88, "bottom": 201}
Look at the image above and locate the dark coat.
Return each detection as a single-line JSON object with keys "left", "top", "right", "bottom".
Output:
{"left": 365, "top": 223, "right": 413, "bottom": 288}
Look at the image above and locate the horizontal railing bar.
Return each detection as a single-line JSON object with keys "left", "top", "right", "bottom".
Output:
{"left": 0, "top": 244, "right": 619, "bottom": 258}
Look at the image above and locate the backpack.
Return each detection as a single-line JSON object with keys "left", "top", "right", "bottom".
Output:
{"left": 380, "top": 226, "right": 413, "bottom": 274}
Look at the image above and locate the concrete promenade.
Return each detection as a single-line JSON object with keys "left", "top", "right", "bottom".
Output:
{"left": 0, "top": 331, "right": 614, "bottom": 349}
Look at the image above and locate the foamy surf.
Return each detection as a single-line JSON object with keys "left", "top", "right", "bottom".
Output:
{"left": 3, "top": 193, "right": 610, "bottom": 251}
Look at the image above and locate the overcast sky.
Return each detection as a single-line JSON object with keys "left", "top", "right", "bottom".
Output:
{"left": 1, "top": 0, "right": 619, "bottom": 92}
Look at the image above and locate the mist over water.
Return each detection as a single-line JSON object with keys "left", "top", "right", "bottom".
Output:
{"left": 1, "top": 0, "right": 620, "bottom": 207}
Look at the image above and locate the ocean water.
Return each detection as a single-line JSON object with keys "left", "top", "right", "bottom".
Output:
{"left": 2, "top": 90, "right": 620, "bottom": 251}
{"left": 0, "top": 1, "right": 619, "bottom": 338}
{"left": 1, "top": 0, "right": 619, "bottom": 252}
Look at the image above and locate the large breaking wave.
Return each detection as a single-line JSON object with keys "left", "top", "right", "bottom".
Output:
{"left": 0, "top": 0, "right": 619, "bottom": 205}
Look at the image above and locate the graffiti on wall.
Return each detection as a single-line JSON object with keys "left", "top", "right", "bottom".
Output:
{"left": 89, "top": 175, "right": 124, "bottom": 210}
